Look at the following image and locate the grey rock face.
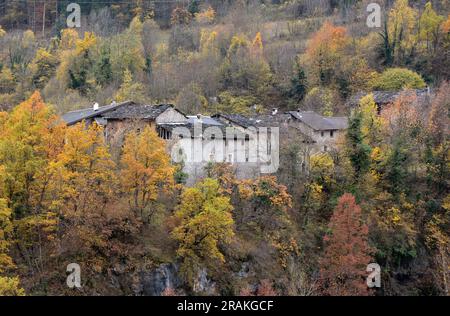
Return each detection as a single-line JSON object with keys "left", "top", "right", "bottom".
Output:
{"left": 140, "top": 263, "right": 181, "bottom": 296}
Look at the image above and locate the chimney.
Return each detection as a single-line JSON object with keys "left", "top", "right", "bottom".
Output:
{"left": 93, "top": 102, "right": 99, "bottom": 111}
{"left": 272, "top": 108, "right": 278, "bottom": 116}
{"left": 196, "top": 114, "right": 203, "bottom": 123}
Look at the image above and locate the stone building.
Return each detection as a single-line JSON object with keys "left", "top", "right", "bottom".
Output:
{"left": 62, "top": 101, "right": 348, "bottom": 184}
{"left": 347, "top": 88, "right": 431, "bottom": 114}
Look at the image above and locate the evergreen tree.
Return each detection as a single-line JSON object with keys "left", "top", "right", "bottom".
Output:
{"left": 290, "top": 61, "right": 307, "bottom": 102}
{"left": 346, "top": 110, "right": 371, "bottom": 178}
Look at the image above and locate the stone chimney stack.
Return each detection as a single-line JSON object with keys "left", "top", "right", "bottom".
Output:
{"left": 93, "top": 102, "right": 99, "bottom": 111}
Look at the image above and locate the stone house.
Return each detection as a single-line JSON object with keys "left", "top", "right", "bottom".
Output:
{"left": 287, "top": 110, "right": 348, "bottom": 154}
{"left": 347, "top": 88, "right": 431, "bottom": 114}
{"left": 62, "top": 101, "right": 349, "bottom": 184}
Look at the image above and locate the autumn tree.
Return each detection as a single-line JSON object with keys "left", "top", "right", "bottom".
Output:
{"left": 172, "top": 178, "right": 234, "bottom": 284}
{"left": 114, "top": 68, "right": 147, "bottom": 103}
{"left": 238, "top": 176, "right": 297, "bottom": 268}
{"left": 425, "top": 195, "right": 450, "bottom": 296}
{"left": 0, "top": 92, "right": 63, "bottom": 285}
{"left": 359, "top": 94, "right": 383, "bottom": 147}
{"left": 238, "top": 176, "right": 292, "bottom": 233}
{"left": 29, "top": 48, "right": 58, "bottom": 89}
{"left": 382, "top": 0, "right": 418, "bottom": 65}
{"left": 50, "top": 122, "right": 116, "bottom": 216}
{"left": 120, "top": 126, "right": 175, "bottom": 221}
{"left": 220, "top": 34, "right": 272, "bottom": 103}
{"left": 319, "top": 193, "right": 372, "bottom": 296}
{"left": 425, "top": 82, "right": 449, "bottom": 194}
{"left": 419, "top": 2, "right": 445, "bottom": 54}
{"left": 171, "top": 7, "right": 193, "bottom": 26}
{"left": 303, "top": 21, "right": 348, "bottom": 87}
{"left": 0, "top": 198, "right": 25, "bottom": 296}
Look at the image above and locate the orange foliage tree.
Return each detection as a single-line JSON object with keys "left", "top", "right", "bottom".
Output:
{"left": 319, "top": 193, "right": 373, "bottom": 296}
{"left": 304, "top": 21, "right": 348, "bottom": 86}
{"left": 120, "top": 126, "right": 175, "bottom": 221}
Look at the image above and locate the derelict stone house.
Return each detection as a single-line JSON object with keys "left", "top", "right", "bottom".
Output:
{"left": 62, "top": 101, "right": 348, "bottom": 184}
{"left": 347, "top": 88, "right": 431, "bottom": 114}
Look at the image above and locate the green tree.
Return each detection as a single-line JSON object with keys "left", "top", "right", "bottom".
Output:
{"left": 95, "top": 47, "right": 113, "bottom": 87}
{"left": 345, "top": 110, "right": 371, "bottom": 178}
{"left": 371, "top": 68, "right": 426, "bottom": 91}
{"left": 290, "top": 60, "right": 307, "bottom": 103}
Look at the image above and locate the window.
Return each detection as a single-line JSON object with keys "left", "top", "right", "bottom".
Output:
{"left": 211, "top": 134, "right": 215, "bottom": 140}
{"left": 321, "top": 131, "right": 324, "bottom": 137}
{"left": 324, "top": 146, "right": 328, "bottom": 152}
{"left": 330, "top": 130, "right": 334, "bottom": 138}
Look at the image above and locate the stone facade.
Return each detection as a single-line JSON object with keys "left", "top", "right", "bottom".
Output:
{"left": 62, "top": 102, "right": 348, "bottom": 185}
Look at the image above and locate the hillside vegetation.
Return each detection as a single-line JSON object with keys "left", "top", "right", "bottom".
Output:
{"left": 0, "top": 0, "right": 449, "bottom": 296}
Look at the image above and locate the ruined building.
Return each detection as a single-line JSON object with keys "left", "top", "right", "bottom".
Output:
{"left": 62, "top": 101, "right": 348, "bottom": 184}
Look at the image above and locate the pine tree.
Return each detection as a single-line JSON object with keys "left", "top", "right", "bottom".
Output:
{"left": 290, "top": 61, "right": 307, "bottom": 102}
{"left": 346, "top": 110, "right": 371, "bottom": 178}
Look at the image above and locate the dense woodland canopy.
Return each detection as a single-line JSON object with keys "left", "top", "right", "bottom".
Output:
{"left": 0, "top": 0, "right": 449, "bottom": 296}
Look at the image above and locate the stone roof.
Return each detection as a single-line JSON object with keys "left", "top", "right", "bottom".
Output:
{"left": 103, "top": 103, "right": 177, "bottom": 120}
{"left": 248, "top": 114, "right": 292, "bottom": 127}
{"left": 62, "top": 102, "right": 184, "bottom": 125}
{"left": 212, "top": 113, "right": 255, "bottom": 128}
{"left": 288, "top": 111, "right": 348, "bottom": 131}
{"left": 186, "top": 115, "right": 223, "bottom": 126}
{"left": 347, "top": 88, "right": 431, "bottom": 107}
{"left": 62, "top": 101, "right": 133, "bottom": 126}
{"left": 158, "top": 122, "right": 248, "bottom": 139}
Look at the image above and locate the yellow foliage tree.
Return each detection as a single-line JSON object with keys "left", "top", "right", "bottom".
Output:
{"left": 114, "top": 68, "right": 147, "bottom": 103}
{"left": 195, "top": 6, "right": 216, "bottom": 24}
{"left": 59, "top": 28, "right": 79, "bottom": 51}
{"left": 120, "top": 126, "right": 174, "bottom": 220}
{"left": 359, "top": 94, "right": 384, "bottom": 146}
{"left": 252, "top": 32, "right": 264, "bottom": 56}
{"left": 388, "top": 0, "right": 418, "bottom": 63}
{"left": 172, "top": 178, "right": 234, "bottom": 284}
{"left": 50, "top": 122, "right": 116, "bottom": 216}
{"left": 419, "top": 2, "right": 445, "bottom": 52}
